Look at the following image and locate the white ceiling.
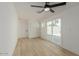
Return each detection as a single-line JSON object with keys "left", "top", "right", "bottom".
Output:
{"left": 14, "top": 2, "right": 79, "bottom": 21}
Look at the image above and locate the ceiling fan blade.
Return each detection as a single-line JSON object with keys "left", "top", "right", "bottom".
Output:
{"left": 31, "top": 5, "right": 44, "bottom": 8}
{"left": 37, "top": 9, "right": 44, "bottom": 13}
{"left": 50, "top": 2, "right": 66, "bottom": 8}
{"left": 50, "top": 9, "right": 55, "bottom": 13}
{"left": 45, "top": 2, "right": 49, "bottom": 5}
{"left": 44, "top": 2, "right": 50, "bottom": 8}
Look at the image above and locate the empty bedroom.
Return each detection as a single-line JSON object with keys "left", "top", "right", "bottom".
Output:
{"left": 0, "top": 2, "right": 79, "bottom": 56}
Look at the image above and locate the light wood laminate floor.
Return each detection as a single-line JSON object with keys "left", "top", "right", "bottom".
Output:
{"left": 13, "top": 38, "right": 78, "bottom": 56}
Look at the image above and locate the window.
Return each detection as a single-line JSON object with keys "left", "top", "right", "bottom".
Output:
{"left": 53, "top": 18, "right": 61, "bottom": 37}
{"left": 47, "top": 21, "right": 53, "bottom": 35}
{"left": 47, "top": 18, "right": 61, "bottom": 37}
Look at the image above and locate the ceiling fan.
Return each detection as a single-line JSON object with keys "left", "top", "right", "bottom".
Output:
{"left": 31, "top": 2, "right": 66, "bottom": 13}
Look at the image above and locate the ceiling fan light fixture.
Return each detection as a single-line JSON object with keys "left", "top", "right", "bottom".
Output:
{"left": 31, "top": 2, "right": 66, "bottom": 13}
{"left": 44, "top": 8, "right": 50, "bottom": 11}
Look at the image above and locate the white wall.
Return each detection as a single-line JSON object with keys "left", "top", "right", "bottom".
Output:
{"left": 61, "top": 5, "right": 79, "bottom": 55}
{"left": 40, "top": 3, "right": 79, "bottom": 55}
{"left": 0, "top": 3, "right": 18, "bottom": 56}
{"left": 18, "top": 19, "right": 28, "bottom": 38}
